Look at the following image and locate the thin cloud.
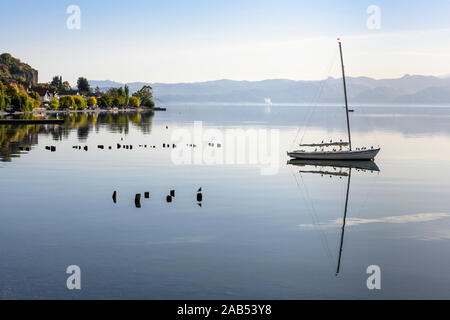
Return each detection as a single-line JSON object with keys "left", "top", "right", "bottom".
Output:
{"left": 299, "top": 213, "right": 450, "bottom": 230}
{"left": 401, "top": 230, "right": 450, "bottom": 241}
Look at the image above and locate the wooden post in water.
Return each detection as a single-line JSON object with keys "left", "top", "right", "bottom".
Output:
{"left": 135, "top": 193, "right": 141, "bottom": 208}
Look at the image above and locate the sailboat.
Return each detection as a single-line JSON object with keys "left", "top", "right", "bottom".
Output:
{"left": 288, "top": 40, "right": 380, "bottom": 161}
{"left": 288, "top": 158, "right": 380, "bottom": 275}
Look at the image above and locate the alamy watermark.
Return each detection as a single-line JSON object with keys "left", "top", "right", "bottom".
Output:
{"left": 170, "top": 121, "right": 280, "bottom": 175}
{"left": 366, "top": 265, "right": 381, "bottom": 290}
{"left": 366, "top": 5, "right": 381, "bottom": 30}
{"left": 66, "top": 265, "right": 81, "bottom": 290}
{"left": 66, "top": 5, "right": 81, "bottom": 30}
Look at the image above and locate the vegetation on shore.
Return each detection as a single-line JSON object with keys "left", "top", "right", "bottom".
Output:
{"left": 0, "top": 80, "right": 41, "bottom": 111}
{"left": 97, "top": 85, "right": 154, "bottom": 109}
{"left": 0, "top": 77, "right": 155, "bottom": 112}
{"left": 0, "top": 53, "right": 156, "bottom": 113}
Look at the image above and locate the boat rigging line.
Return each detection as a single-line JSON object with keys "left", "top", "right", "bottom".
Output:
{"left": 289, "top": 165, "right": 336, "bottom": 271}
{"left": 290, "top": 50, "right": 339, "bottom": 149}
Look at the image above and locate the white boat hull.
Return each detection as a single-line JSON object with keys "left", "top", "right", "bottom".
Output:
{"left": 287, "top": 148, "right": 380, "bottom": 160}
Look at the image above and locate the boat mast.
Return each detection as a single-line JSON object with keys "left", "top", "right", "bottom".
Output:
{"left": 336, "top": 167, "right": 351, "bottom": 275}
{"left": 338, "top": 39, "right": 352, "bottom": 151}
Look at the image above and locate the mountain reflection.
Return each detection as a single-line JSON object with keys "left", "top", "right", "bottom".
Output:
{"left": 0, "top": 111, "right": 154, "bottom": 162}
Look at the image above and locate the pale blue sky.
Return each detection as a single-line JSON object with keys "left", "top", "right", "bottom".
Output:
{"left": 2, "top": 0, "right": 450, "bottom": 84}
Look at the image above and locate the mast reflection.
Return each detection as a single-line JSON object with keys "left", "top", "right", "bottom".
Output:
{"left": 288, "top": 159, "right": 380, "bottom": 276}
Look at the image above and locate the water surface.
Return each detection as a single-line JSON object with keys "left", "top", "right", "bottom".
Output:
{"left": 1, "top": 105, "right": 450, "bottom": 299}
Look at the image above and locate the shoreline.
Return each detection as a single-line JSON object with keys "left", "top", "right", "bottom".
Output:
{"left": 0, "top": 106, "right": 166, "bottom": 117}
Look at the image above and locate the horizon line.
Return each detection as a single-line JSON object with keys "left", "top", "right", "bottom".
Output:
{"left": 86, "top": 73, "right": 450, "bottom": 86}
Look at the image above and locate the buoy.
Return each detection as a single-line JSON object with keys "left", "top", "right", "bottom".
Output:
{"left": 112, "top": 191, "right": 117, "bottom": 203}
{"left": 135, "top": 193, "right": 141, "bottom": 208}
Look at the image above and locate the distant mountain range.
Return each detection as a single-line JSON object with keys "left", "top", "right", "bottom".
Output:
{"left": 89, "top": 75, "right": 450, "bottom": 105}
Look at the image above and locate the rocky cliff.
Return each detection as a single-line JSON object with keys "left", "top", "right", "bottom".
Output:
{"left": 0, "top": 53, "right": 38, "bottom": 84}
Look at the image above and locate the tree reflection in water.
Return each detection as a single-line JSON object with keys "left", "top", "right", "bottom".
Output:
{"left": 0, "top": 111, "right": 154, "bottom": 162}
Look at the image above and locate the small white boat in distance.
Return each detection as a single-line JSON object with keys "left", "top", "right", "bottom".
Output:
{"left": 288, "top": 39, "right": 380, "bottom": 161}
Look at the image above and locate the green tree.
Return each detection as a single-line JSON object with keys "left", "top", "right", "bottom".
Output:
{"left": 107, "top": 87, "right": 122, "bottom": 97}
{"left": 29, "top": 91, "right": 40, "bottom": 100}
{"left": 112, "top": 96, "right": 125, "bottom": 107}
{"left": 98, "top": 95, "right": 111, "bottom": 108}
{"left": 129, "top": 96, "right": 140, "bottom": 107}
{"left": 133, "top": 85, "right": 154, "bottom": 107}
{"left": 0, "top": 81, "right": 6, "bottom": 110}
{"left": 49, "top": 96, "right": 59, "bottom": 110}
{"left": 51, "top": 76, "right": 62, "bottom": 89}
{"left": 59, "top": 95, "right": 76, "bottom": 109}
{"left": 87, "top": 97, "right": 97, "bottom": 107}
{"left": 73, "top": 95, "right": 87, "bottom": 109}
{"left": 62, "top": 81, "right": 72, "bottom": 90}
{"left": 124, "top": 85, "right": 129, "bottom": 106}
{"left": 5, "top": 83, "right": 35, "bottom": 111}
{"left": 77, "top": 77, "right": 91, "bottom": 94}
{"left": 118, "top": 87, "right": 124, "bottom": 98}
{"left": 32, "top": 96, "right": 41, "bottom": 109}
{"left": 6, "top": 83, "right": 19, "bottom": 97}
{"left": 12, "top": 91, "right": 34, "bottom": 111}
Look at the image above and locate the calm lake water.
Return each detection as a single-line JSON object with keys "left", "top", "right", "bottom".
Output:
{"left": 1, "top": 104, "right": 450, "bottom": 299}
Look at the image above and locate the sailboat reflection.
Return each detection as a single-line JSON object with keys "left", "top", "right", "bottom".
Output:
{"left": 288, "top": 159, "right": 380, "bottom": 275}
